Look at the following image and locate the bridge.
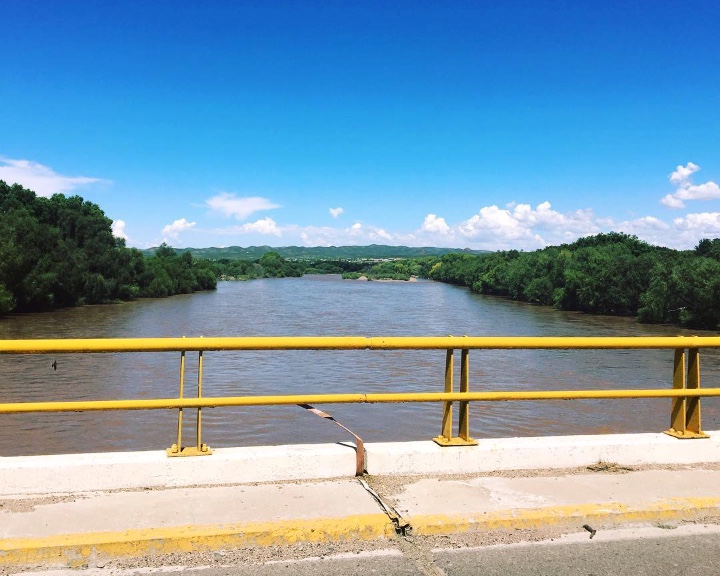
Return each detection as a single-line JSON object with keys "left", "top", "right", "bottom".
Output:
{"left": 2, "top": 336, "right": 720, "bottom": 571}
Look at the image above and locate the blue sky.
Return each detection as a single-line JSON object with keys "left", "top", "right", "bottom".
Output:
{"left": 2, "top": 0, "right": 719, "bottom": 250}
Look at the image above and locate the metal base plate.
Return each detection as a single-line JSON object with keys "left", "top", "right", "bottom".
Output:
{"left": 166, "top": 444, "right": 213, "bottom": 457}
{"left": 663, "top": 429, "right": 709, "bottom": 439}
{"left": 432, "top": 435, "right": 478, "bottom": 447}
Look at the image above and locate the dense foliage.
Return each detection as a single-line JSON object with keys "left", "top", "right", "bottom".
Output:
{"left": 209, "top": 253, "right": 423, "bottom": 280}
{"left": 210, "top": 252, "right": 304, "bottom": 280}
{"left": 426, "top": 233, "right": 720, "bottom": 330}
{"left": 341, "top": 258, "right": 437, "bottom": 280}
{"left": 0, "top": 181, "right": 216, "bottom": 315}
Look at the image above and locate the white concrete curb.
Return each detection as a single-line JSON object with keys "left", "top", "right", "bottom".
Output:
{"left": 365, "top": 431, "right": 720, "bottom": 475}
{"left": 1, "top": 431, "right": 719, "bottom": 495}
{"left": 0, "top": 443, "right": 360, "bottom": 495}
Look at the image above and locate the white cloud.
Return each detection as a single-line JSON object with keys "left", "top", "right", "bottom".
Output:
{"left": 621, "top": 216, "right": 669, "bottom": 231}
{"left": 674, "top": 212, "right": 720, "bottom": 232}
{"left": 329, "top": 207, "right": 344, "bottom": 218}
{"left": 213, "top": 217, "right": 282, "bottom": 237}
{"left": 421, "top": 214, "right": 451, "bottom": 235}
{"left": 427, "top": 202, "right": 599, "bottom": 250}
{"left": 162, "top": 218, "right": 196, "bottom": 242}
{"left": 288, "top": 221, "right": 401, "bottom": 247}
{"left": 240, "top": 217, "right": 282, "bottom": 236}
{"left": 189, "top": 163, "right": 720, "bottom": 251}
{"left": 660, "top": 194, "right": 685, "bottom": 209}
{"left": 0, "top": 157, "right": 103, "bottom": 197}
{"left": 112, "top": 220, "right": 129, "bottom": 241}
{"left": 206, "top": 192, "right": 280, "bottom": 220}
{"left": 670, "top": 162, "right": 700, "bottom": 184}
{"left": 370, "top": 228, "right": 393, "bottom": 241}
{"left": 664, "top": 212, "right": 720, "bottom": 249}
{"left": 458, "top": 205, "right": 544, "bottom": 248}
{"left": 661, "top": 162, "right": 720, "bottom": 209}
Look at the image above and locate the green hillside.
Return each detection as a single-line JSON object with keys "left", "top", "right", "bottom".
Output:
{"left": 143, "top": 244, "right": 488, "bottom": 260}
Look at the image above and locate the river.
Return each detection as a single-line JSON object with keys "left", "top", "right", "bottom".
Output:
{"left": 1, "top": 275, "right": 718, "bottom": 456}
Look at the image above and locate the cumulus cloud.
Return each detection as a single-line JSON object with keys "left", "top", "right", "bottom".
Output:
{"left": 421, "top": 214, "right": 451, "bottom": 235}
{"left": 660, "top": 212, "right": 720, "bottom": 249}
{"left": 0, "top": 157, "right": 103, "bottom": 197}
{"left": 213, "top": 217, "right": 282, "bottom": 237}
{"left": 348, "top": 222, "right": 364, "bottom": 237}
{"left": 661, "top": 162, "right": 720, "bottom": 209}
{"left": 670, "top": 162, "right": 700, "bottom": 184}
{"left": 206, "top": 192, "right": 280, "bottom": 220}
{"left": 194, "top": 162, "right": 720, "bottom": 251}
{"left": 112, "top": 220, "right": 129, "bottom": 241}
{"left": 329, "top": 207, "right": 344, "bottom": 218}
{"left": 162, "top": 218, "right": 196, "bottom": 242}
{"left": 416, "top": 202, "right": 599, "bottom": 250}
{"left": 674, "top": 212, "right": 720, "bottom": 233}
{"left": 240, "top": 217, "right": 282, "bottom": 236}
{"left": 613, "top": 216, "right": 672, "bottom": 247}
{"left": 290, "top": 221, "right": 400, "bottom": 247}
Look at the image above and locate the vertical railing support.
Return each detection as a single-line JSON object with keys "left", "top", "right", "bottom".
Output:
{"left": 434, "top": 348, "right": 477, "bottom": 446}
{"left": 665, "top": 347, "right": 708, "bottom": 439}
{"left": 167, "top": 340, "right": 213, "bottom": 456}
{"left": 195, "top": 349, "right": 211, "bottom": 454}
{"left": 436, "top": 350, "right": 454, "bottom": 442}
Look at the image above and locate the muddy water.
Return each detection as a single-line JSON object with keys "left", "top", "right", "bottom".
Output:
{"left": 1, "top": 275, "right": 718, "bottom": 456}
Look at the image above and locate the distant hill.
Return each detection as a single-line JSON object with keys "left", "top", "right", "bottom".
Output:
{"left": 142, "top": 244, "right": 489, "bottom": 260}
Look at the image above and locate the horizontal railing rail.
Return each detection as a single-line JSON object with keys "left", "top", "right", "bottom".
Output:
{"left": 1, "top": 336, "right": 719, "bottom": 462}
{"left": 3, "top": 388, "right": 720, "bottom": 413}
{"left": 2, "top": 335, "right": 720, "bottom": 353}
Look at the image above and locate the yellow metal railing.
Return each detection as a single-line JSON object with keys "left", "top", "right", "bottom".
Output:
{"left": 1, "top": 336, "right": 719, "bottom": 456}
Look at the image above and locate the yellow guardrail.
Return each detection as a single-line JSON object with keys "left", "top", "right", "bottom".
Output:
{"left": 1, "top": 336, "right": 719, "bottom": 457}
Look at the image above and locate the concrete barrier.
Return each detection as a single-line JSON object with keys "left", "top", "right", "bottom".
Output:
{"left": 2, "top": 431, "right": 719, "bottom": 495}
{"left": 0, "top": 442, "right": 360, "bottom": 496}
{"left": 365, "top": 430, "right": 720, "bottom": 476}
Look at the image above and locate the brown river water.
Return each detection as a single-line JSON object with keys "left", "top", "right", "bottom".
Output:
{"left": 1, "top": 275, "right": 718, "bottom": 456}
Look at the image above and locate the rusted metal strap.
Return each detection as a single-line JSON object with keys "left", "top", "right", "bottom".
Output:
{"left": 298, "top": 403, "right": 365, "bottom": 476}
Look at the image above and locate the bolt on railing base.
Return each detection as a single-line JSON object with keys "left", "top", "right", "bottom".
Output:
{"left": 432, "top": 435, "right": 478, "bottom": 447}
{"left": 166, "top": 443, "right": 213, "bottom": 457}
{"left": 663, "top": 428, "right": 709, "bottom": 439}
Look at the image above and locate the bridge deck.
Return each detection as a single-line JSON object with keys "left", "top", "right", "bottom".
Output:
{"left": 2, "top": 433, "right": 720, "bottom": 569}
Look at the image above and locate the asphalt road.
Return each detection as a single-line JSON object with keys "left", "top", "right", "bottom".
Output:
{"left": 433, "top": 528, "right": 720, "bottom": 576}
{"left": 9, "top": 524, "right": 720, "bottom": 576}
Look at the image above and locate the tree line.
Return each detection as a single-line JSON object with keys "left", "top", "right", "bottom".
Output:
{"left": 211, "top": 252, "right": 403, "bottom": 279}
{"left": 424, "top": 232, "right": 720, "bottom": 330}
{"left": 0, "top": 181, "right": 216, "bottom": 315}
{"left": 5, "top": 178, "right": 718, "bottom": 330}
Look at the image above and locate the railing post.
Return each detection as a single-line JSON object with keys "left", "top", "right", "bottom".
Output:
{"left": 665, "top": 347, "right": 708, "bottom": 439}
{"left": 195, "top": 349, "right": 211, "bottom": 454}
{"left": 167, "top": 339, "right": 213, "bottom": 456}
{"left": 166, "top": 348, "right": 186, "bottom": 456}
{"left": 458, "top": 348, "right": 471, "bottom": 441}
{"left": 433, "top": 348, "right": 477, "bottom": 447}
{"left": 435, "top": 349, "right": 454, "bottom": 443}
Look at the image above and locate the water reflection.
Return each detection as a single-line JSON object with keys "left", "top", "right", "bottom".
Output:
{"left": 0, "top": 275, "right": 718, "bottom": 455}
